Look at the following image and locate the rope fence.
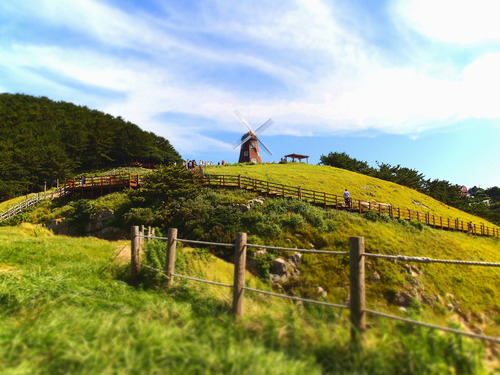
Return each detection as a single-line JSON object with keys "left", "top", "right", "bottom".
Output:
{"left": 364, "top": 253, "right": 500, "bottom": 267}
{"left": 130, "top": 226, "right": 500, "bottom": 349}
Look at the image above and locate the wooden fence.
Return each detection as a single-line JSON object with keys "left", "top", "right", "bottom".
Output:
{"left": 203, "top": 174, "right": 500, "bottom": 238}
{"left": 131, "top": 226, "right": 500, "bottom": 348}
{"left": 0, "top": 186, "right": 69, "bottom": 222}
{"left": 64, "top": 172, "right": 140, "bottom": 199}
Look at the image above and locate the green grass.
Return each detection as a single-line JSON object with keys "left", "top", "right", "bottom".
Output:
{"left": 0, "top": 224, "right": 493, "bottom": 374}
{"left": 206, "top": 163, "right": 500, "bottom": 231}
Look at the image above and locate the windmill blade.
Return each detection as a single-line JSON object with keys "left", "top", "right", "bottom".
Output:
{"left": 256, "top": 136, "right": 273, "bottom": 156}
{"left": 233, "top": 134, "right": 252, "bottom": 149}
{"left": 233, "top": 110, "right": 253, "bottom": 132}
{"left": 254, "top": 118, "right": 273, "bottom": 135}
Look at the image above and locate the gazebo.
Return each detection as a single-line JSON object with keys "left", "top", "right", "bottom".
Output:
{"left": 284, "top": 153, "right": 309, "bottom": 163}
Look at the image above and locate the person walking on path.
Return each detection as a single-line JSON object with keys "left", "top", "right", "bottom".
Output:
{"left": 468, "top": 221, "right": 474, "bottom": 235}
{"left": 343, "top": 189, "right": 351, "bottom": 207}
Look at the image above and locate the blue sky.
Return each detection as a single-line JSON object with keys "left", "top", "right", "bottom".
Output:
{"left": 1, "top": 0, "right": 499, "bottom": 188}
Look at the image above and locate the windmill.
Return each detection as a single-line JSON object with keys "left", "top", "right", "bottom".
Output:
{"left": 232, "top": 110, "right": 273, "bottom": 163}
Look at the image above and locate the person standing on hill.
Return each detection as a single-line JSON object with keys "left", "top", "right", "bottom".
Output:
{"left": 343, "top": 189, "right": 350, "bottom": 207}
{"left": 468, "top": 221, "right": 474, "bottom": 235}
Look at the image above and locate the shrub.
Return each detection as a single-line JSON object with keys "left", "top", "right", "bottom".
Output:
{"left": 363, "top": 210, "right": 379, "bottom": 222}
{"left": 410, "top": 219, "right": 424, "bottom": 231}
{"left": 281, "top": 213, "right": 306, "bottom": 230}
{"left": 380, "top": 214, "right": 390, "bottom": 223}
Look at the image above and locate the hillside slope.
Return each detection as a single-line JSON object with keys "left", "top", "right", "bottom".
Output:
{"left": 0, "top": 224, "right": 490, "bottom": 374}
{"left": 206, "top": 163, "right": 500, "bottom": 231}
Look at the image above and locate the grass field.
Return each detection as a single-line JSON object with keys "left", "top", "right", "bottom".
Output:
{"left": 0, "top": 224, "right": 493, "bottom": 374}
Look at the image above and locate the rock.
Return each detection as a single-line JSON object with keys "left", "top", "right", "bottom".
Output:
{"left": 288, "top": 252, "right": 302, "bottom": 266}
{"left": 85, "top": 209, "right": 115, "bottom": 233}
{"left": 271, "top": 258, "right": 288, "bottom": 276}
{"left": 399, "top": 307, "right": 408, "bottom": 313}
{"left": 249, "top": 248, "right": 267, "bottom": 258}
{"left": 317, "top": 286, "right": 328, "bottom": 298}
{"left": 269, "top": 274, "right": 283, "bottom": 283}
{"left": 248, "top": 198, "right": 265, "bottom": 207}
{"left": 46, "top": 218, "right": 70, "bottom": 235}
{"left": 392, "top": 291, "right": 414, "bottom": 307}
{"left": 403, "top": 263, "right": 421, "bottom": 277}
{"left": 369, "top": 271, "right": 381, "bottom": 283}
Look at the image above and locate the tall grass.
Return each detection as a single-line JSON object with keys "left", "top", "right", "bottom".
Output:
{"left": 0, "top": 224, "right": 490, "bottom": 374}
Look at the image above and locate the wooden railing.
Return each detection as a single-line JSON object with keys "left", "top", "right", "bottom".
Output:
{"left": 0, "top": 172, "right": 141, "bottom": 222}
{"left": 203, "top": 174, "right": 500, "bottom": 238}
{"left": 0, "top": 186, "right": 70, "bottom": 222}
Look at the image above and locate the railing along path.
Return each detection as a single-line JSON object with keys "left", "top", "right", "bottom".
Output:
{"left": 0, "top": 171, "right": 141, "bottom": 222}
{"left": 131, "top": 226, "right": 500, "bottom": 347}
{"left": 203, "top": 174, "right": 500, "bottom": 238}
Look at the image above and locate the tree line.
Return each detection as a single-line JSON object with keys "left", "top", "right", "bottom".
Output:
{"left": 320, "top": 152, "right": 500, "bottom": 225}
{"left": 0, "top": 93, "right": 182, "bottom": 201}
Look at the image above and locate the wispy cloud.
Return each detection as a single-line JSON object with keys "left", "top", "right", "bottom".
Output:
{"left": 1, "top": 0, "right": 500, "bottom": 155}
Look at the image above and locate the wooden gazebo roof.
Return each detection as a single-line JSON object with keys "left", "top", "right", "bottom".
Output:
{"left": 284, "top": 153, "right": 309, "bottom": 163}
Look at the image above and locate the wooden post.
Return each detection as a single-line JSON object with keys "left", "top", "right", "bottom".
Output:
{"left": 165, "top": 228, "right": 178, "bottom": 287}
{"left": 131, "top": 226, "right": 141, "bottom": 286}
{"left": 398, "top": 207, "right": 400, "bottom": 219}
{"left": 147, "top": 226, "right": 152, "bottom": 242}
{"left": 233, "top": 232, "right": 247, "bottom": 318}
{"left": 238, "top": 174, "right": 242, "bottom": 189}
{"left": 350, "top": 236, "right": 366, "bottom": 348}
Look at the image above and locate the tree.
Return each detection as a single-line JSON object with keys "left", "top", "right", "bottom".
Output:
{"left": 137, "top": 166, "right": 201, "bottom": 206}
{"left": 320, "top": 152, "right": 374, "bottom": 174}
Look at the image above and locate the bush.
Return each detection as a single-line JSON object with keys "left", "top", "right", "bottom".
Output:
{"left": 363, "top": 210, "right": 379, "bottom": 222}
{"left": 281, "top": 213, "right": 306, "bottom": 230}
{"left": 380, "top": 214, "right": 390, "bottom": 223}
{"left": 410, "top": 219, "right": 424, "bottom": 231}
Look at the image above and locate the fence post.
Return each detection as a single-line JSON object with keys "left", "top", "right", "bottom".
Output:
{"left": 233, "top": 232, "right": 247, "bottom": 318}
{"left": 131, "top": 226, "right": 141, "bottom": 286}
{"left": 165, "top": 228, "right": 178, "bottom": 287}
{"left": 350, "top": 236, "right": 366, "bottom": 349}
{"left": 147, "top": 226, "right": 152, "bottom": 242}
{"left": 238, "top": 174, "right": 242, "bottom": 189}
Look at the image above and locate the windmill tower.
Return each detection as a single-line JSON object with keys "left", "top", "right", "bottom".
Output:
{"left": 232, "top": 110, "right": 273, "bottom": 163}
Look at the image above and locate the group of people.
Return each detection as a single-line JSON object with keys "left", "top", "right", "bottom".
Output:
{"left": 183, "top": 160, "right": 226, "bottom": 170}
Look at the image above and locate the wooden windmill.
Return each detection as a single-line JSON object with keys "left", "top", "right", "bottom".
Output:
{"left": 232, "top": 110, "right": 273, "bottom": 163}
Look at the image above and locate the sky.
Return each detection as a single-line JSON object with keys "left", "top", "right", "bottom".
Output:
{"left": 1, "top": 0, "right": 499, "bottom": 189}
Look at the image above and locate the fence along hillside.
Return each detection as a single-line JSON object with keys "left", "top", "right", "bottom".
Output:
{"left": 130, "top": 226, "right": 500, "bottom": 348}
{"left": 1, "top": 170, "right": 498, "bottom": 239}
{"left": 204, "top": 174, "right": 500, "bottom": 238}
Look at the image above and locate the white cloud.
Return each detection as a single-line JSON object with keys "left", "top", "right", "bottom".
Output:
{"left": 393, "top": 0, "right": 500, "bottom": 44}
{"left": 3, "top": 0, "right": 500, "bottom": 157}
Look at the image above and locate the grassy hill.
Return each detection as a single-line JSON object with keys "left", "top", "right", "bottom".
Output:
{"left": 1, "top": 163, "right": 499, "bottom": 373}
{"left": 206, "top": 163, "right": 500, "bottom": 231}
